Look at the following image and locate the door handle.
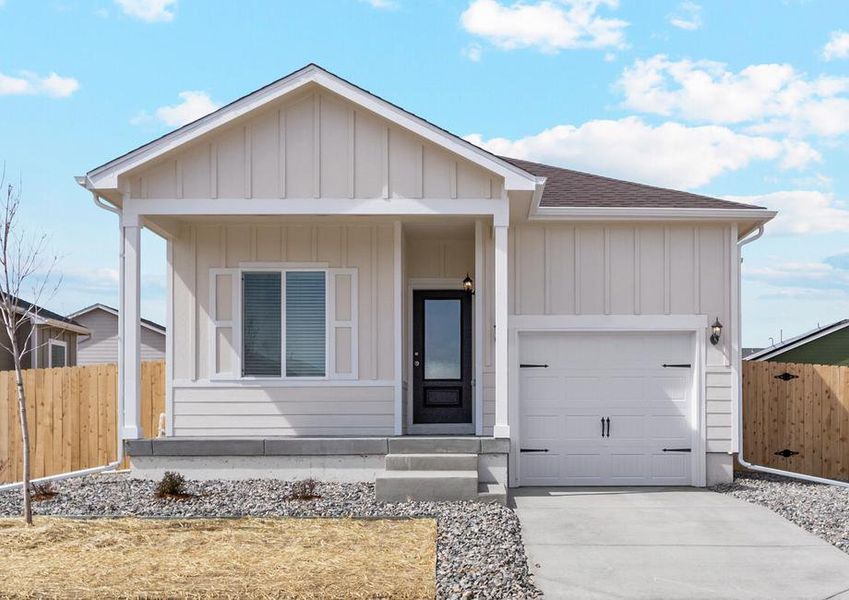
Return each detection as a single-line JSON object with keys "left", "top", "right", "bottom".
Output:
{"left": 601, "top": 417, "right": 604, "bottom": 438}
{"left": 605, "top": 417, "right": 610, "bottom": 438}
{"left": 414, "top": 360, "right": 420, "bottom": 367}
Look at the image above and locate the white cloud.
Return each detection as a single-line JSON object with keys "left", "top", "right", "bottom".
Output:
{"left": 462, "top": 43, "right": 483, "bottom": 62}
{"left": 823, "top": 30, "right": 849, "bottom": 61}
{"left": 724, "top": 190, "right": 849, "bottom": 235}
{"left": 667, "top": 1, "right": 701, "bottom": 31}
{"left": 466, "top": 116, "right": 815, "bottom": 189}
{"left": 0, "top": 71, "right": 79, "bottom": 98}
{"left": 133, "top": 91, "right": 220, "bottom": 127}
{"left": 115, "top": 0, "right": 176, "bottom": 22}
{"left": 460, "top": 0, "right": 627, "bottom": 53}
{"left": 360, "top": 0, "right": 398, "bottom": 8}
{"left": 618, "top": 54, "right": 849, "bottom": 137}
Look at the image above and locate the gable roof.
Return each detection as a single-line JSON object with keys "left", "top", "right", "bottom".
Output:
{"left": 80, "top": 63, "right": 538, "bottom": 193}
{"left": 3, "top": 295, "right": 90, "bottom": 335}
{"left": 744, "top": 319, "right": 849, "bottom": 361}
{"left": 501, "top": 157, "right": 767, "bottom": 211}
{"left": 68, "top": 303, "right": 166, "bottom": 335}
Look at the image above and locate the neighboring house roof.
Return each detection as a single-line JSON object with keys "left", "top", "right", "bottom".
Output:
{"left": 742, "top": 347, "right": 764, "bottom": 359}
{"left": 68, "top": 303, "right": 166, "bottom": 335}
{"left": 501, "top": 157, "right": 767, "bottom": 211}
{"left": 2, "top": 295, "right": 90, "bottom": 335}
{"left": 744, "top": 319, "right": 849, "bottom": 361}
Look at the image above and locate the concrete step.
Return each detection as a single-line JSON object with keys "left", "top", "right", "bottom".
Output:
{"left": 477, "top": 482, "right": 507, "bottom": 505}
{"left": 375, "top": 470, "right": 478, "bottom": 503}
{"left": 385, "top": 453, "right": 478, "bottom": 471}
{"left": 388, "top": 437, "right": 481, "bottom": 455}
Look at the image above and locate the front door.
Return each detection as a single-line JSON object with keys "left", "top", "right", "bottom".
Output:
{"left": 412, "top": 290, "right": 473, "bottom": 428}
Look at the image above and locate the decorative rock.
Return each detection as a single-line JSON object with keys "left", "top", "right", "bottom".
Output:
{"left": 0, "top": 473, "right": 541, "bottom": 599}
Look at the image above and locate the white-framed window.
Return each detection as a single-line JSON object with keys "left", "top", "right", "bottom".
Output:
{"left": 210, "top": 265, "right": 357, "bottom": 381}
{"left": 48, "top": 339, "right": 68, "bottom": 368}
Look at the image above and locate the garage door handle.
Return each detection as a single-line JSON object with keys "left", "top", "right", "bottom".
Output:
{"left": 662, "top": 448, "right": 691, "bottom": 452}
{"left": 520, "top": 363, "right": 549, "bottom": 368}
{"left": 520, "top": 448, "right": 549, "bottom": 453}
{"left": 662, "top": 363, "right": 691, "bottom": 368}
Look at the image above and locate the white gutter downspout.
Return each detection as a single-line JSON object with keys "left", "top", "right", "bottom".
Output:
{"left": 0, "top": 188, "right": 127, "bottom": 491}
{"left": 736, "top": 225, "right": 849, "bottom": 488}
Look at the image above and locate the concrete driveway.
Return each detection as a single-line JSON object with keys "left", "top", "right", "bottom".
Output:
{"left": 513, "top": 487, "right": 849, "bottom": 600}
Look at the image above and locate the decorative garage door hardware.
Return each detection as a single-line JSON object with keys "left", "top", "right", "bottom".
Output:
{"left": 775, "top": 372, "right": 799, "bottom": 381}
{"left": 662, "top": 448, "right": 692, "bottom": 452}
{"left": 600, "top": 417, "right": 611, "bottom": 437}
{"left": 520, "top": 448, "right": 549, "bottom": 453}
{"left": 662, "top": 363, "right": 691, "bottom": 368}
{"left": 775, "top": 448, "right": 799, "bottom": 458}
{"left": 519, "top": 363, "right": 549, "bottom": 368}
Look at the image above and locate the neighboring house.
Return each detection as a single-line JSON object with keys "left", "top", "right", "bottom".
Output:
{"left": 744, "top": 320, "right": 849, "bottom": 366}
{"left": 76, "top": 64, "right": 775, "bottom": 499}
{"left": 69, "top": 304, "right": 166, "bottom": 365}
{"left": 742, "top": 347, "right": 763, "bottom": 359}
{"left": 0, "top": 296, "right": 89, "bottom": 371}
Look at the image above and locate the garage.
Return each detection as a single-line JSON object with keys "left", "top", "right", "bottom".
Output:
{"left": 518, "top": 331, "right": 698, "bottom": 486}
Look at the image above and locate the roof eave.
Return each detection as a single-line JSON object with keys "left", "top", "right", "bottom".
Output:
{"left": 530, "top": 206, "right": 777, "bottom": 227}
{"left": 744, "top": 320, "right": 849, "bottom": 361}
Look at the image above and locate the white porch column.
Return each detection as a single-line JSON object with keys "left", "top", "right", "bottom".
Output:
{"left": 121, "top": 213, "right": 142, "bottom": 439}
{"left": 393, "top": 220, "right": 403, "bottom": 436}
{"left": 493, "top": 223, "right": 509, "bottom": 438}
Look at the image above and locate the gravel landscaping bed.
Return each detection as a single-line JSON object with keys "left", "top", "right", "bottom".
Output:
{"left": 0, "top": 473, "right": 540, "bottom": 600}
{"left": 714, "top": 472, "right": 849, "bottom": 553}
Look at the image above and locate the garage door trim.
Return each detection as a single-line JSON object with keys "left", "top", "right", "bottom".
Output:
{"left": 508, "top": 314, "right": 708, "bottom": 488}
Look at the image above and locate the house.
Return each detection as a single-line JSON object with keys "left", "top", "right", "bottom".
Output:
{"left": 0, "top": 296, "right": 89, "bottom": 371}
{"left": 69, "top": 304, "right": 166, "bottom": 365}
{"left": 75, "top": 64, "right": 775, "bottom": 500}
{"left": 744, "top": 319, "right": 849, "bottom": 366}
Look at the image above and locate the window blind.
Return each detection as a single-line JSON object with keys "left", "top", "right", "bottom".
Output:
{"left": 50, "top": 344, "right": 66, "bottom": 367}
{"left": 242, "top": 272, "right": 282, "bottom": 376}
{"left": 286, "top": 271, "right": 326, "bottom": 377}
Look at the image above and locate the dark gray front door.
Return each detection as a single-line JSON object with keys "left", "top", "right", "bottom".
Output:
{"left": 412, "top": 290, "right": 472, "bottom": 425}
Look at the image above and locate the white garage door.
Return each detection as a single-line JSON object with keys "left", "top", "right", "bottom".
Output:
{"left": 519, "top": 332, "right": 695, "bottom": 486}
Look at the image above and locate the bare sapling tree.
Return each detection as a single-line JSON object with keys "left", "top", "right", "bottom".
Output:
{"left": 0, "top": 172, "right": 60, "bottom": 525}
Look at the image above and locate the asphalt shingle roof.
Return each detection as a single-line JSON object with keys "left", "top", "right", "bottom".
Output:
{"left": 501, "top": 156, "right": 768, "bottom": 210}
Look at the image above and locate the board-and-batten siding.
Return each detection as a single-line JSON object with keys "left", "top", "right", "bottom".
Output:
{"left": 499, "top": 223, "right": 735, "bottom": 451}
{"left": 75, "top": 309, "right": 165, "bottom": 365}
{"left": 128, "top": 87, "right": 500, "bottom": 202}
{"left": 170, "top": 221, "right": 395, "bottom": 437}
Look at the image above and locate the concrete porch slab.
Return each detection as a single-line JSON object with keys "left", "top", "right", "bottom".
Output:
{"left": 513, "top": 487, "right": 849, "bottom": 600}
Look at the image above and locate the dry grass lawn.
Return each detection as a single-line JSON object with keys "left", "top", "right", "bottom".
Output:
{"left": 0, "top": 517, "right": 437, "bottom": 599}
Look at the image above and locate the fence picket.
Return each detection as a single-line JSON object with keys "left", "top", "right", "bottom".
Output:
{"left": 0, "top": 361, "right": 165, "bottom": 484}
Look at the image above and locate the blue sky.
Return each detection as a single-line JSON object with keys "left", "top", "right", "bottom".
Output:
{"left": 1, "top": 0, "right": 848, "bottom": 347}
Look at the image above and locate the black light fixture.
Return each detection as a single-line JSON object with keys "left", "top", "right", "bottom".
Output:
{"left": 462, "top": 273, "right": 475, "bottom": 294}
{"left": 710, "top": 318, "right": 723, "bottom": 345}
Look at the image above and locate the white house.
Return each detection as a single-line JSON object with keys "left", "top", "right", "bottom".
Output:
{"left": 76, "top": 64, "right": 775, "bottom": 501}
{"left": 69, "top": 304, "right": 166, "bottom": 366}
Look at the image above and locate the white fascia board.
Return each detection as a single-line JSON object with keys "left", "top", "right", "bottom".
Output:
{"left": 531, "top": 206, "right": 777, "bottom": 226}
{"left": 82, "top": 65, "right": 537, "bottom": 192}
{"left": 745, "top": 321, "right": 849, "bottom": 361}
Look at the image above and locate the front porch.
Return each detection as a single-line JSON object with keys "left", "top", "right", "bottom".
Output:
{"left": 126, "top": 435, "right": 509, "bottom": 503}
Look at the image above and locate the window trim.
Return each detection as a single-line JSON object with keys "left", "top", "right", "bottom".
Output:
{"left": 237, "top": 264, "right": 331, "bottom": 381}
{"left": 48, "top": 338, "right": 68, "bottom": 368}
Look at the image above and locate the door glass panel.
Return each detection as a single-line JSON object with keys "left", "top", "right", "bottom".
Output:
{"left": 424, "top": 299, "right": 461, "bottom": 380}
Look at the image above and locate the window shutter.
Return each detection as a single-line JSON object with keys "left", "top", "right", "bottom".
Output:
{"left": 209, "top": 269, "right": 239, "bottom": 378}
{"left": 328, "top": 268, "right": 358, "bottom": 379}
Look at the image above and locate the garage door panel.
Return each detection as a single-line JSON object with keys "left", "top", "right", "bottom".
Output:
{"left": 519, "top": 332, "right": 695, "bottom": 486}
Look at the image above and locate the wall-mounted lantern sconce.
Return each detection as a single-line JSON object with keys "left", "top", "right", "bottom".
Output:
{"left": 463, "top": 273, "right": 475, "bottom": 294}
{"left": 710, "top": 318, "right": 723, "bottom": 345}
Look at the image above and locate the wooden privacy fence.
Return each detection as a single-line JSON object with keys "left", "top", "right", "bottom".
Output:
{"left": 743, "top": 360, "right": 849, "bottom": 481}
{"left": 0, "top": 360, "right": 165, "bottom": 484}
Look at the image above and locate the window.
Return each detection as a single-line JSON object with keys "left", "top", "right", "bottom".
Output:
{"left": 241, "top": 270, "right": 327, "bottom": 378}
{"left": 48, "top": 339, "right": 67, "bottom": 368}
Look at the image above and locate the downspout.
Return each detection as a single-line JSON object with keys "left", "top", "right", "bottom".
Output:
{"left": 736, "top": 225, "right": 849, "bottom": 488}
{"left": 0, "top": 189, "right": 127, "bottom": 491}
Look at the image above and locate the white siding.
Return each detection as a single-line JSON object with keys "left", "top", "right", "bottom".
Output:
{"left": 74, "top": 308, "right": 165, "bottom": 365}
{"left": 170, "top": 219, "right": 396, "bottom": 436}
{"left": 127, "top": 88, "right": 501, "bottom": 202}
{"left": 502, "top": 222, "right": 736, "bottom": 446}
